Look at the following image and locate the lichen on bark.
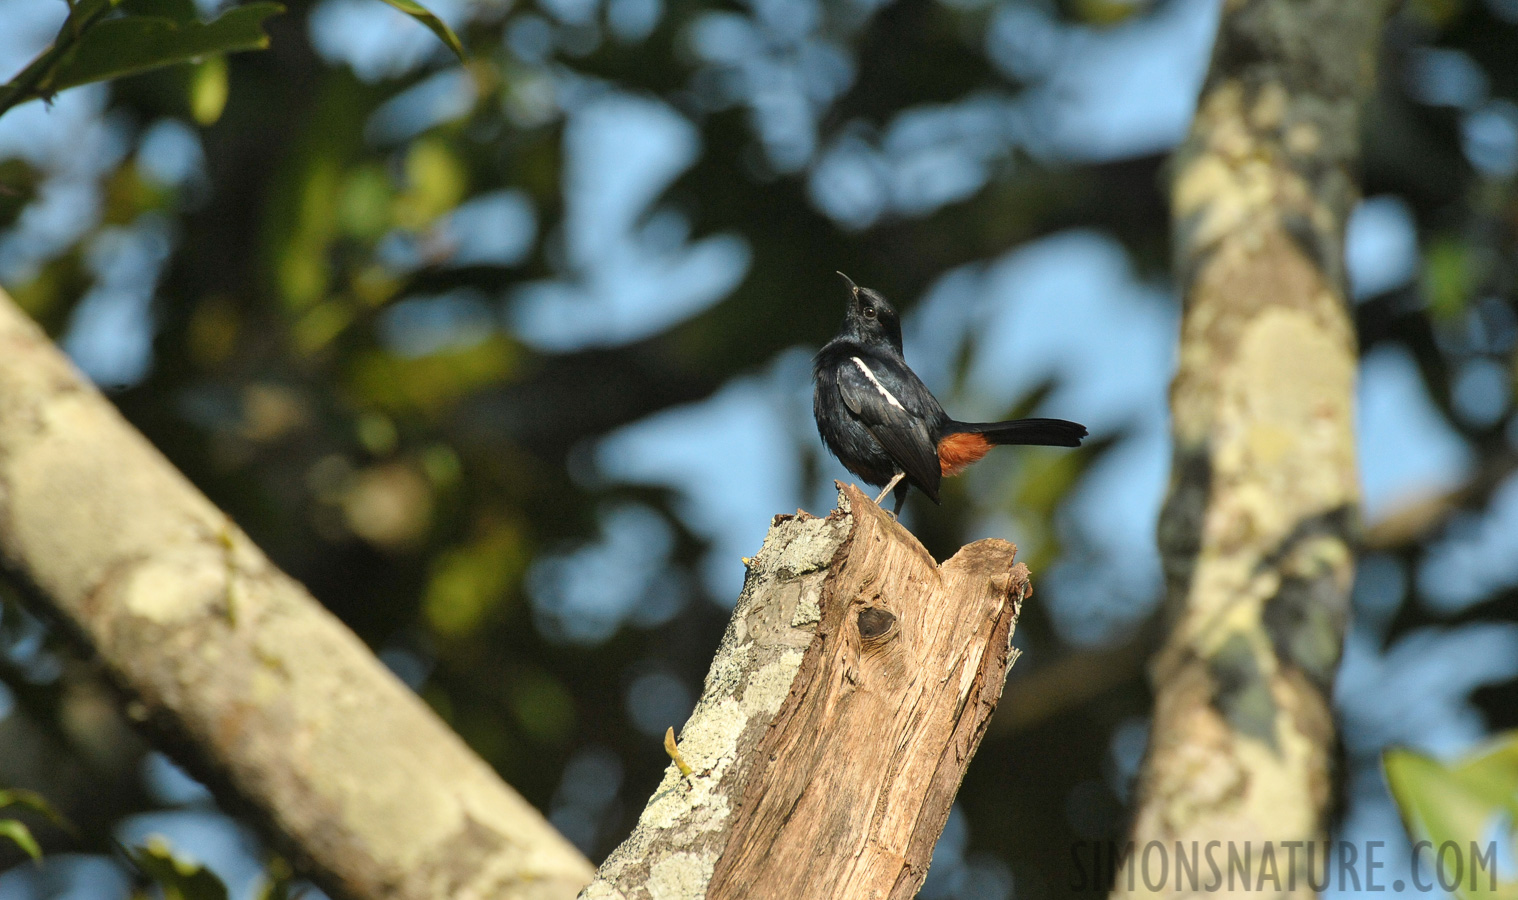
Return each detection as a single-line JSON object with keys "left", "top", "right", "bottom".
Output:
{"left": 1116, "top": 2, "right": 1393, "bottom": 897}
{"left": 579, "top": 503, "right": 851, "bottom": 900}
{"left": 0, "top": 290, "right": 594, "bottom": 900}
{"left": 584, "top": 486, "right": 1028, "bottom": 900}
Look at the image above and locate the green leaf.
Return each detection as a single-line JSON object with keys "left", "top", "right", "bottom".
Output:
{"left": 120, "top": 0, "right": 200, "bottom": 22}
{"left": 190, "top": 55, "right": 230, "bottom": 125}
{"left": 0, "top": 819, "right": 42, "bottom": 861}
{"left": 375, "top": 0, "right": 466, "bottom": 63}
{"left": 0, "top": 0, "right": 122, "bottom": 118}
{"left": 1424, "top": 237, "right": 1474, "bottom": 322}
{"left": 1385, "top": 748, "right": 1495, "bottom": 849}
{"left": 346, "top": 336, "right": 518, "bottom": 415}
{"left": 0, "top": 788, "right": 75, "bottom": 834}
{"left": 1384, "top": 738, "right": 1518, "bottom": 900}
{"left": 43, "top": 4, "right": 285, "bottom": 96}
{"left": 423, "top": 523, "right": 526, "bottom": 637}
{"left": 255, "top": 855, "right": 302, "bottom": 900}
{"left": 1453, "top": 734, "right": 1518, "bottom": 818}
{"left": 394, "top": 137, "right": 467, "bottom": 228}
{"left": 0, "top": 160, "right": 40, "bottom": 231}
{"left": 69, "top": 0, "right": 129, "bottom": 27}
{"left": 125, "top": 836, "right": 230, "bottom": 900}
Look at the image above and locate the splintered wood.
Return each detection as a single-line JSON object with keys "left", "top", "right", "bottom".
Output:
{"left": 708, "top": 484, "right": 1025, "bottom": 899}
{"left": 582, "top": 483, "right": 1026, "bottom": 900}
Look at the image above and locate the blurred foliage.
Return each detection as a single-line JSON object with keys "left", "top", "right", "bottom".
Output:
{"left": 124, "top": 837, "right": 229, "bottom": 900}
{"left": 120, "top": 836, "right": 302, "bottom": 900}
{"left": 0, "top": 821, "right": 41, "bottom": 864}
{"left": 0, "top": 0, "right": 463, "bottom": 121}
{"left": 1385, "top": 733, "right": 1518, "bottom": 899}
{"left": 0, "top": 0, "right": 281, "bottom": 119}
{"left": 0, "top": 788, "right": 71, "bottom": 862}
{"left": 374, "top": 0, "right": 466, "bottom": 64}
{"left": 0, "top": 0, "right": 1514, "bottom": 895}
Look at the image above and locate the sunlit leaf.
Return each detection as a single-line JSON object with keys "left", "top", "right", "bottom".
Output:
{"left": 419, "top": 443, "right": 462, "bottom": 487}
{"left": 346, "top": 335, "right": 518, "bottom": 415}
{"left": 6, "top": 253, "right": 89, "bottom": 322}
{"left": 0, "top": 788, "right": 75, "bottom": 834}
{"left": 352, "top": 265, "right": 403, "bottom": 308}
{"left": 0, "top": 0, "right": 117, "bottom": 117}
{"left": 191, "top": 55, "right": 230, "bottom": 125}
{"left": 264, "top": 78, "right": 373, "bottom": 313}
{"left": 1386, "top": 749, "right": 1496, "bottom": 851}
{"left": 338, "top": 165, "right": 395, "bottom": 240}
{"left": 292, "top": 299, "right": 354, "bottom": 354}
{"left": 1424, "top": 237, "right": 1475, "bottom": 322}
{"left": 105, "top": 164, "right": 171, "bottom": 224}
{"left": 356, "top": 411, "right": 399, "bottom": 455}
{"left": 41, "top": 4, "right": 284, "bottom": 96}
{"left": 125, "top": 836, "right": 231, "bottom": 900}
{"left": 425, "top": 523, "right": 526, "bottom": 636}
{"left": 0, "top": 820, "right": 42, "bottom": 861}
{"left": 394, "top": 138, "right": 468, "bottom": 230}
{"left": 374, "top": 0, "right": 466, "bottom": 64}
{"left": 1385, "top": 736, "right": 1518, "bottom": 900}
{"left": 1456, "top": 737, "right": 1518, "bottom": 807}
{"left": 275, "top": 155, "right": 342, "bottom": 311}
{"left": 1074, "top": 0, "right": 1148, "bottom": 26}
{"left": 255, "top": 854, "right": 300, "bottom": 900}
{"left": 1014, "top": 449, "right": 1084, "bottom": 517}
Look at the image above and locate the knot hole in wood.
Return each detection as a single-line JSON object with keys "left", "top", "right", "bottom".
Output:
{"left": 856, "top": 606, "right": 897, "bottom": 645}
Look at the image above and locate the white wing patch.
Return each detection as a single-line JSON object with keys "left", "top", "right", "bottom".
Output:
{"left": 850, "top": 356, "right": 905, "bottom": 411}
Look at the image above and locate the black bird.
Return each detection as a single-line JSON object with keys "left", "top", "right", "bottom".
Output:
{"left": 813, "top": 273, "right": 1088, "bottom": 517}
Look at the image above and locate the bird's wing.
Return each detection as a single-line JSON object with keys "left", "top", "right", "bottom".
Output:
{"left": 837, "top": 355, "right": 941, "bottom": 498}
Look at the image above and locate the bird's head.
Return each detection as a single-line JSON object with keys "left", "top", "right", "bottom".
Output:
{"left": 836, "top": 272, "right": 903, "bottom": 355}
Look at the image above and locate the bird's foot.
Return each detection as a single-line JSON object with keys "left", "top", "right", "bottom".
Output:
{"left": 872, "top": 472, "right": 905, "bottom": 507}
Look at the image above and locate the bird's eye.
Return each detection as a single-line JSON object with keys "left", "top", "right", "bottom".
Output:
{"left": 863, "top": 306, "right": 877, "bottom": 319}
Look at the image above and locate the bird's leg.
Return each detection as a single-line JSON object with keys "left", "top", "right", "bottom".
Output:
{"left": 891, "top": 482, "right": 909, "bottom": 518}
{"left": 873, "top": 472, "right": 905, "bottom": 507}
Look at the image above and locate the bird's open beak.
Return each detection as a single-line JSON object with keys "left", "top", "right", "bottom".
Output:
{"left": 836, "top": 271, "right": 859, "bottom": 298}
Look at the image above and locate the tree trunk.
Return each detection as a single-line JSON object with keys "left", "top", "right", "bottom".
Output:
{"left": 0, "top": 289, "right": 594, "bottom": 900}
{"left": 1116, "top": 2, "right": 1391, "bottom": 897}
{"left": 581, "top": 484, "right": 1027, "bottom": 900}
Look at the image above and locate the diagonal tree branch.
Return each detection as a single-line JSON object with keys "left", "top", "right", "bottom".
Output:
{"left": 0, "top": 287, "right": 593, "bottom": 900}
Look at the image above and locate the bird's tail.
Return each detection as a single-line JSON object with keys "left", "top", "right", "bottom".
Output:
{"left": 948, "top": 417, "right": 1088, "bottom": 448}
{"left": 935, "top": 418, "right": 1086, "bottom": 477}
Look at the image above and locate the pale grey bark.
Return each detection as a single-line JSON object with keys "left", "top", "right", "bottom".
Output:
{"left": 580, "top": 506, "right": 849, "bottom": 900}
{"left": 1115, "top": 3, "right": 1393, "bottom": 897}
{"left": 585, "top": 485, "right": 1028, "bottom": 900}
{"left": 0, "top": 289, "right": 593, "bottom": 900}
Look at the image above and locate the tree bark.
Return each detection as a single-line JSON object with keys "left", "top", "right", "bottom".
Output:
{"left": 0, "top": 288, "right": 594, "bottom": 900}
{"left": 581, "top": 484, "right": 1027, "bottom": 900}
{"left": 1116, "top": 2, "right": 1391, "bottom": 897}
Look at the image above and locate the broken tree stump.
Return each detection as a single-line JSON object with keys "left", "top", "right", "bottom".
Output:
{"left": 580, "top": 483, "right": 1029, "bottom": 900}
